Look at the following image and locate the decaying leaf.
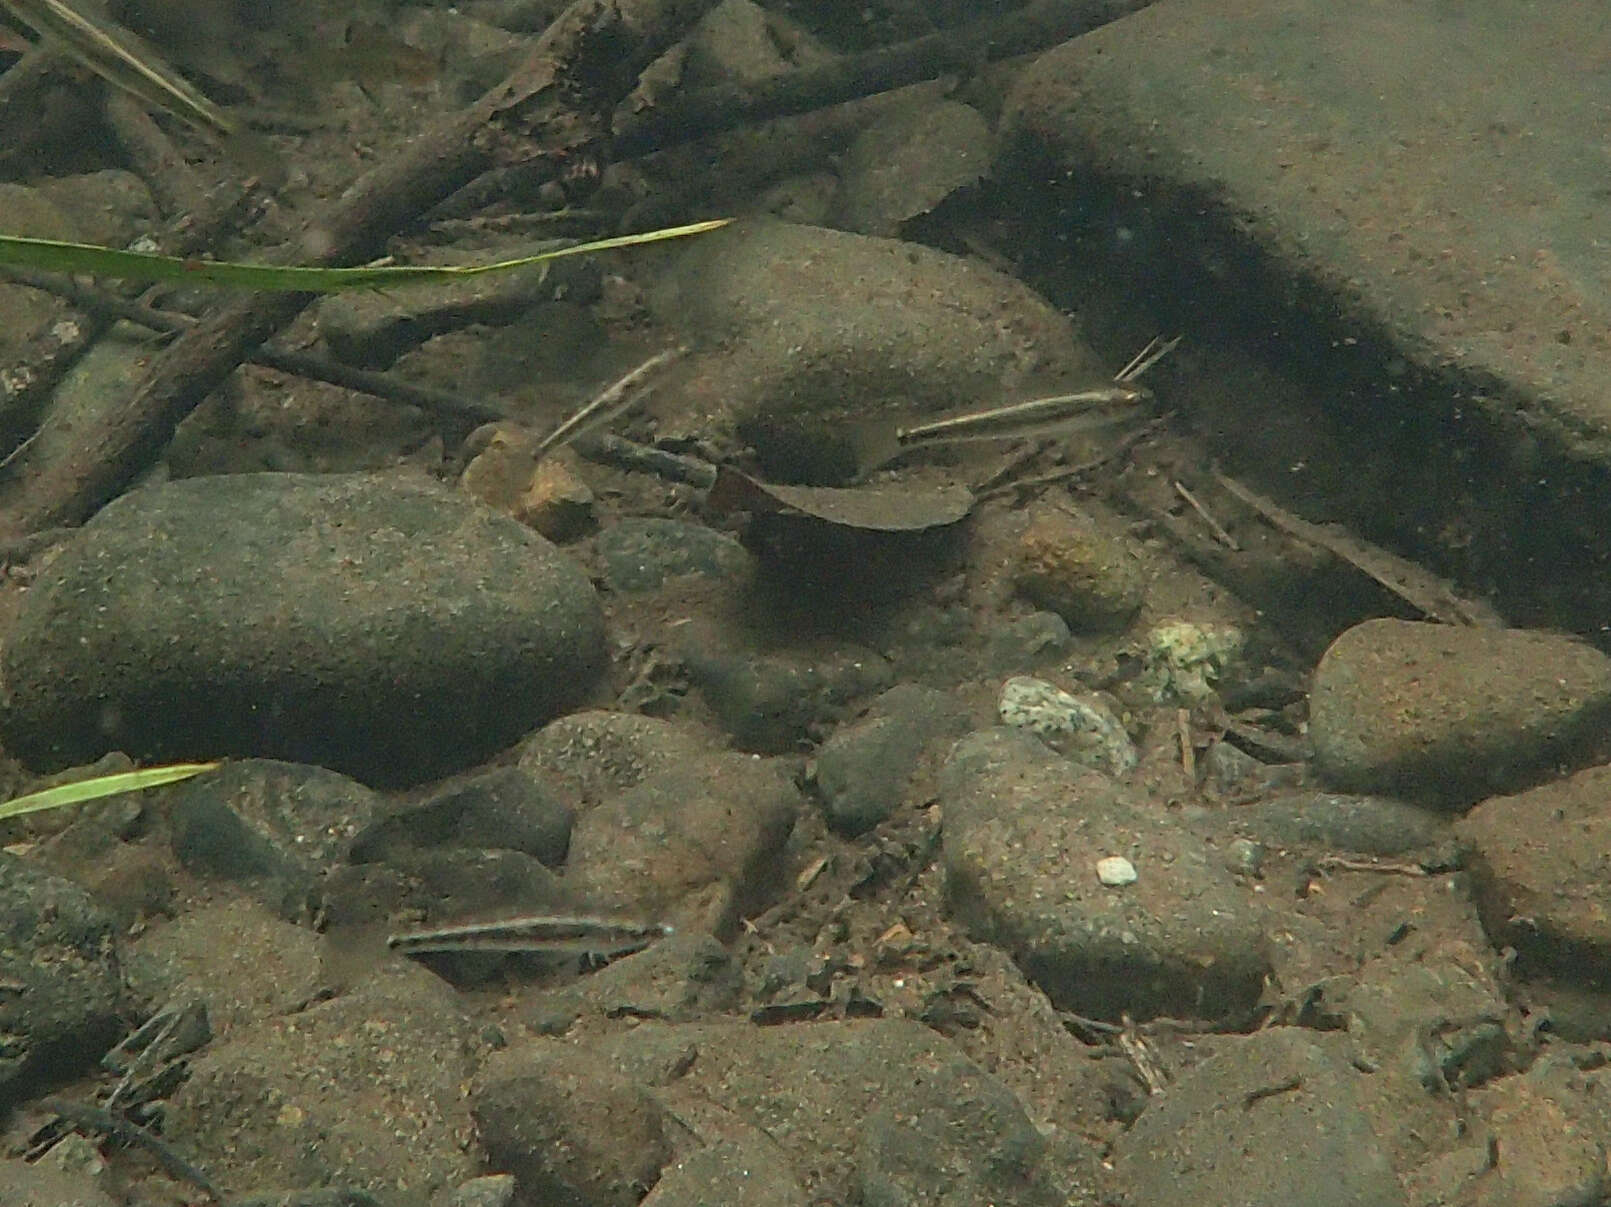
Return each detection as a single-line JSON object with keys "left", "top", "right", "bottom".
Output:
{"left": 707, "top": 465, "right": 974, "bottom": 533}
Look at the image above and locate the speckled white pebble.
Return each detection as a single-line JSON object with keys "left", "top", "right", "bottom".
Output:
{"left": 1096, "top": 855, "right": 1138, "bottom": 886}
{"left": 996, "top": 675, "right": 1138, "bottom": 777}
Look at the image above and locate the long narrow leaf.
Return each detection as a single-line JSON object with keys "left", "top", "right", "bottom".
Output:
{"left": 0, "top": 762, "right": 219, "bottom": 821}
{"left": 0, "top": 219, "right": 729, "bottom": 294}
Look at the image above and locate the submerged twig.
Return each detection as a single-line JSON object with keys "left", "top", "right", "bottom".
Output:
{"left": 612, "top": 0, "right": 1153, "bottom": 158}
{"left": 438, "top": 0, "right": 1151, "bottom": 218}
{"left": 1117, "top": 1022, "right": 1169, "bottom": 1096}
{"left": 1315, "top": 855, "right": 1430, "bottom": 877}
{"left": 572, "top": 431, "right": 719, "bottom": 489}
{"left": 972, "top": 416, "right": 1163, "bottom": 502}
{"left": 1175, "top": 479, "right": 1239, "bottom": 550}
{"left": 1212, "top": 471, "right": 1503, "bottom": 627}
{"left": 0, "top": 0, "right": 719, "bottom": 541}
{"left": 0, "top": 0, "right": 284, "bottom": 184}
{"left": 0, "top": 173, "right": 259, "bottom": 467}
{"left": 41, "top": 1096, "right": 226, "bottom": 1203}
{"left": 535, "top": 346, "right": 684, "bottom": 458}
{"left": 1115, "top": 335, "right": 1183, "bottom": 384}
{"left": 0, "top": 267, "right": 506, "bottom": 427}
{"left": 102, "top": 89, "right": 208, "bottom": 217}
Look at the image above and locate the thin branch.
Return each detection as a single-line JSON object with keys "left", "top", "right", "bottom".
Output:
{"left": 612, "top": 0, "right": 1153, "bottom": 158}
{"left": 0, "top": 0, "right": 719, "bottom": 540}
{"left": 41, "top": 1097, "right": 227, "bottom": 1204}
{"left": 0, "top": 267, "right": 506, "bottom": 427}
{"left": 535, "top": 346, "right": 682, "bottom": 457}
{"left": 437, "top": 0, "right": 1152, "bottom": 216}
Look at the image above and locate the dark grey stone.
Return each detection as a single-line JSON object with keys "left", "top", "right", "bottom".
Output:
{"left": 233, "top": 1192, "right": 385, "bottom": 1207}
{"left": 1321, "top": 961, "right": 1511, "bottom": 1091}
{"left": 0, "top": 853, "right": 123, "bottom": 1106}
{"left": 434, "top": 1175, "right": 516, "bottom": 1207}
{"left": 350, "top": 766, "right": 573, "bottom": 868}
{"left": 815, "top": 684, "right": 970, "bottom": 836}
{"left": 475, "top": 1043, "right": 673, "bottom": 1207}
{"left": 941, "top": 727, "right": 1270, "bottom": 1023}
{"left": 165, "top": 962, "right": 482, "bottom": 1207}
{"left": 995, "top": 2, "right": 1611, "bottom": 637}
{"left": 646, "top": 218, "right": 1097, "bottom": 484}
{"left": 594, "top": 1017, "right": 1081, "bottom": 1207}
{"left": 1109, "top": 1029, "right": 1403, "bottom": 1207}
{"left": 832, "top": 97, "right": 990, "bottom": 237}
{"left": 1205, "top": 791, "right": 1460, "bottom": 863}
{"left": 682, "top": 645, "right": 893, "bottom": 754}
{"left": 524, "top": 931, "right": 744, "bottom": 1033}
{"left": 647, "top": 1137, "right": 807, "bottom": 1207}
{"left": 169, "top": 760, "right": 384, "bottom": 920}
{"left": 0, "top": 473, "right": 605, "bottom": 785}
{"left": 1310, "top": 620, "right": 1611, "bottom": 807}
{"left": 519, "top": 711, "right": 799, "bottom": 932}
{"left": 856, "top": 1059, "right": 1060, "bottom": 1207}
{"left": 383, "top": 847, "right": 571, "bottom": 920}
{"left": 594, "top": 517, "right": 752, "bottom": 593}
{"left": 0, "top": 1155, "right": 119, "bottom": 1207}
{"left": 126, "top": 899, "right": 323, "bottom": 1034}
{"left": 1457, "top": 763, "right": 1611, "bottom": 985}
{"left": 985, "top": 611, "right": 1071, "bottom": 673}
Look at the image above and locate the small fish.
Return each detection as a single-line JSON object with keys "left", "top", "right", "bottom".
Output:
{"left": 386, "top": 913, "right": 674, "bottom": 958}
{"left": 850, "top": 335, "right": 1180, "bottom": 476}
{"left": 0, "top": 0, "right": 284, "bottom": 186}
{"left": 851, "top": 382, "right": 1151, "bottom": 473}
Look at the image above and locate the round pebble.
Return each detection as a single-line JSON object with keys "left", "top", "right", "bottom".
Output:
{"left": 997, "top": 675, "right": 1138, "bottom": 778}
{"left": 1225, "top": 838, "right": 1265, "bottom": 878}
{"left": 1096, "top": 855, "right": 1138, "bottom": 886}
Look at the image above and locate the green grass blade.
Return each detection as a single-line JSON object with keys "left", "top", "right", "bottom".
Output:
{"left": 0, "top": 218, "right": 729, "bottom": 293}
{"left": 0, "top": 762, "right": 219, "bottom": 821}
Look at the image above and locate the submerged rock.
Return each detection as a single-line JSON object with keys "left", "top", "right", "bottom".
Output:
{"left": 0, "top": 472, "right": 606, "bottom": 785}
{"left": 1309, "top": 619, "right": 1611, "bottom": 807}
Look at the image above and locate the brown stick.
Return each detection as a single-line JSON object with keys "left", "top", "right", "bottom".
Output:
{"left": 0, "top": 0, "right": 718, "bottom": 540}
{"left": 612, "top": 0, "right": 1153, "bottom": 158}
{"left": 0, "top": 175, "right": 259, "bottom": 461}
{"left": 439, "top": 0, "right": 1152, "bottom": 217}
{"left": 1211, "top": 470, "right": 1504, "bottom": 628}
{"left": 0, "top": 266, "right": 508, "bottom": 427}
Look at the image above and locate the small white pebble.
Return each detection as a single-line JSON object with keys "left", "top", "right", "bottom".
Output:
{"left": 1096, "top": 855, "right": 1138, "bottom": 887}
